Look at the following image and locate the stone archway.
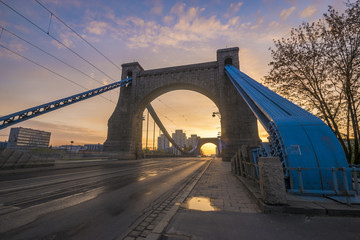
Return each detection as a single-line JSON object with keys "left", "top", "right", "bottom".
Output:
{"left": 104, "top": 47, "right": 260, "bottom": 161}
{"left": 195, "top": 138, "right": 220, "bottom": 156}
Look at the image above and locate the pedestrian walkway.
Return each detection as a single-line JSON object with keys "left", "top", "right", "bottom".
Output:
{"left": 157, "top": 158, "right": 360, "bottom": 240}
{"left": 184, "top": 157, "right": 260, "bottom": 213}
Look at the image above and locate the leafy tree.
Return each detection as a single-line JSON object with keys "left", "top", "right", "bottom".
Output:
{"left": 265, "top": 0, "right": 360, "bottom": 164}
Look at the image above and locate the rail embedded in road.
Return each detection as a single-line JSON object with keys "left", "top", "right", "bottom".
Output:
{"left": 0, "top": 158, "right": 208, "bottom": 238}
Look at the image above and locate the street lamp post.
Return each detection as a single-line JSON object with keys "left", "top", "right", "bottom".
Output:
{"left": 212, "top": 112, "right": 222, "bottom": 157}
{"left": 212, "top": 112, "right": 221, "bottom": 119}
{"left": 70, "top": 140, "right": 74, "bottom": 159}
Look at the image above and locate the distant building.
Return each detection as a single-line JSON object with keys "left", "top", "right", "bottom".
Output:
{"left": 157, "top": 134, "right": 170, "bottom": 152}
{"left": 0, "top": 141, "right": 8, "bottom": 149}
{"left": 186, "top": 134, "right": 198, "bottom": 149}
{"left": 53, "top": 145, "right": 84, "bottom": 153}
{"left": 172, "top": 130, "right": 186, "bottom": 155}
{"left": 84, "top": 143, "right": 103, "bottom": 151}
{"left": 7, "top": 127, "right": 51, "bottom": 151}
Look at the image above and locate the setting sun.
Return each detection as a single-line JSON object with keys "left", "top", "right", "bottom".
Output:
{"left": 201, "top": 143, "right": 217, "bottom": 156}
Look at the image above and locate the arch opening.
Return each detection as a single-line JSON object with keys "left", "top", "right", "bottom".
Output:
{"left": 105, "top": 48, "right": 261, "bottom": 161}
{"left": 224, "top": 58, "right": 233, "bottom": 65}
{"left": 140, "top": 90, "right": 221, "bottom": 156}
{"left": 200, "top": 143, "right": 217, "bottom": 156}
{"left": 126, "top": 70, "right": 133, "bottom": 78}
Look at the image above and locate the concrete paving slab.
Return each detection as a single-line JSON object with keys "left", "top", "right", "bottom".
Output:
{"left": 145, "top": 157, "right": 360, "bottom": 240}
{"left": 164, "top": 211, "right": 360, "bottom": 240}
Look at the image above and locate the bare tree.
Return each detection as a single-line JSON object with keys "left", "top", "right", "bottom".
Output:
{"left": 265, "top": 0, "right": 360, "bottom": 164}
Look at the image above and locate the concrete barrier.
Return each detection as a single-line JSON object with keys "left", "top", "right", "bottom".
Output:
{"left": 258, "top": 157, "right": 287, "bottom": 205}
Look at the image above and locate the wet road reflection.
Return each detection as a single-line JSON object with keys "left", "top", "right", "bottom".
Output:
{"left": 185, "top": 196, "right": 218, "bottom": 211}
{"left": 0, "top": 157, "right": 209, "bottom": 239}
{"left": 138, "top": 170, "right": 158, "bottom": 181}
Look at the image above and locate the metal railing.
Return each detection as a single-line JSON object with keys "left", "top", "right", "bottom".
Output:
{"left": 231, "top": 147, "right": 360, "bottom": 199}
{"left": 286, "top": 167, "right": 360, "bottom": 196}
{"left": 241, "top": 161, "right": 259, "bottom": 183}
{"left": 231, "top": 148, "right": 259, "bottom": 184}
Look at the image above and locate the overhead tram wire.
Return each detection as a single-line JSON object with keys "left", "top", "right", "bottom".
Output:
{"left": 1, "top": 1, "right": 184, "bottom": 145}
{"left": 0, "top": 2, "right": 182, "bottom": 147}
{"left": 0, "top": 27, "right": 118, "bottom": 93}
{"left": 157, "top": 98, "right": 193, "bottom": 132}
{"left": 0, "top": 43, "right": 116, "bottom": 104}
{"left": 151, "top": 107, "right": 179, "bottom": 129}
{"left": 34, "top": 0, "right": 121, "bottom": 71}
{"left": 0, "top": 0, "right": 118, "bottom": 83}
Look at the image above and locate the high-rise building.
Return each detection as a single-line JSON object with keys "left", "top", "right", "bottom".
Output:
{"left": 172, "top": 130, "right": 186, "bottom": 155}
{"left": 157, "top": 134, "right": 170, "bottom": 151}
{"left": 186, "top": 134, "right": 198, "bottom": 149}
{"left": 7, "top": 127, "right": 51, "bottom": 151}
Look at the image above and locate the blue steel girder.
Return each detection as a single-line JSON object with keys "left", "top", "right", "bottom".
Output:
{"left": 0, "top": 78, "right": 132, "bottom": 130}
{"left": 224, "top": 65, "right": 351, "bottom": 193}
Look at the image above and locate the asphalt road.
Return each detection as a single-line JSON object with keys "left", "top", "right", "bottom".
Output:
{"left": 0, "top": 157, "right": 208, "bottom": 240}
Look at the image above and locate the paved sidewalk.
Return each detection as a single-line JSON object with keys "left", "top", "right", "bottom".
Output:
{"left": 159, "top": 158, "right": 360, "bottom": 240}
{"left": 185, "top": 157, "right": 259, "bottom": 213}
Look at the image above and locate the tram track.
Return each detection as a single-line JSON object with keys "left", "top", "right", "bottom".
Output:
{"left": 0, "top": 159, "right": 199, "bottom": 212}
{"left": 0, "top": 160, "right": 161, "bottom": 194}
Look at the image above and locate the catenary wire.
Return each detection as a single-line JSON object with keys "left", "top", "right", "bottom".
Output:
{"left": 0, "top": 27, "right": 119, "bottom": 94}
{"left": 0, "top": 27, "right": 119, "bottom": 93}
{"left": 0, "top": 43, "right": 116, "bottom": 104}
{"left": 0, "top": 1, "right": 185, "bottom": 141}
{"left": 34, "top": 0, "right": 122, "bottom": 71}
{"left": 1, "top": 40, "right": 181, "bottom": 140}
{"left": 157, "top": 98, "right": 193, "bottom": 131}
{"left": 0, "top": 0, "right": 118, "bottom": 83}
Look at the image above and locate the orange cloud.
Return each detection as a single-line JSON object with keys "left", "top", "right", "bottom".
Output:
{"left": 280, "top": 6, "right": 296, "bottom": 21}
{"left": 300, "top": 5, "right": 316, "bottom": 18}
{"left": 86, "top": 21, "right": 109, "bottom": 35}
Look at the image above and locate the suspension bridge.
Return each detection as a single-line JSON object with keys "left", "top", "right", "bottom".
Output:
{"left": 0, "top": 0, "right": 359, "bottom": 201}
{"left": 1, "top": 47, "right": 359, "bottom": 200}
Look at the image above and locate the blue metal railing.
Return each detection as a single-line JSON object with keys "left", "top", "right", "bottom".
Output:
{"left": 0, "top": 78, "right": 132, "bottom": 130}
{"left": 286, "top": 167, "right": 360, "bottom": 196}
{"left": 233, "top": 148, "right": 360, "bottom": 200}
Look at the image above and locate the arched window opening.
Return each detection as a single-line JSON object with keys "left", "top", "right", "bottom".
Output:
{"left": 224, "top": 58, "right": 233, "bottom": 65}
{"left": 126, "top": 71, "right": 133, "bottom": 78}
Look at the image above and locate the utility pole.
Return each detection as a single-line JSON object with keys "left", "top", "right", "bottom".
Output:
{"left": 146, "top": 110, "right": 149, "bottom": 151}
{"left": 153, "top": 120, "right": 156, "bottom": 151}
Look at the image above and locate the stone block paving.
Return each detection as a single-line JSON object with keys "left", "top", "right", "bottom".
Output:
{"left": 121, "top": 158, "right": 259, "bottom": 240}
{"left": 186, "top": 158, "right": 260, "bottom": 213}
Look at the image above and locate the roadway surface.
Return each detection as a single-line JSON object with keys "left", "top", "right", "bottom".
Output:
{"left": 0, "top": 157, "right": 208, "bottom": 240}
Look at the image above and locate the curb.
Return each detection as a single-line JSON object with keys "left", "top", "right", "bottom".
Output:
{"left": 146, "top": 159, "right": 212, "bottom": 240}
{"left": 235, "top": 175, "right": 360, "bottom": 217}
{"left": 120, "top": 159, "right": 212, "bottom": 240}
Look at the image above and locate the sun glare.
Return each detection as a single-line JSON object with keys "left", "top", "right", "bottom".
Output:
{"left": 201, "top": 143, "right": 217, "bottom": 156}
{"left": 257, "top": 120, "right": 269, "bottom": 142}
{"left": 142, "top": 90, "right": 221, "bottom": 151}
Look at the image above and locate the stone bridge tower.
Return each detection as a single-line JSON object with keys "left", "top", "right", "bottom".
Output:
{"left": 104, "top": 47, "right": 260, "bottom": 161}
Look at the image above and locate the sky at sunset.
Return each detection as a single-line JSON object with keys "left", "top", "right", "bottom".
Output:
{"left": 0, "top": 0, "right": 348, "bottom": 152}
